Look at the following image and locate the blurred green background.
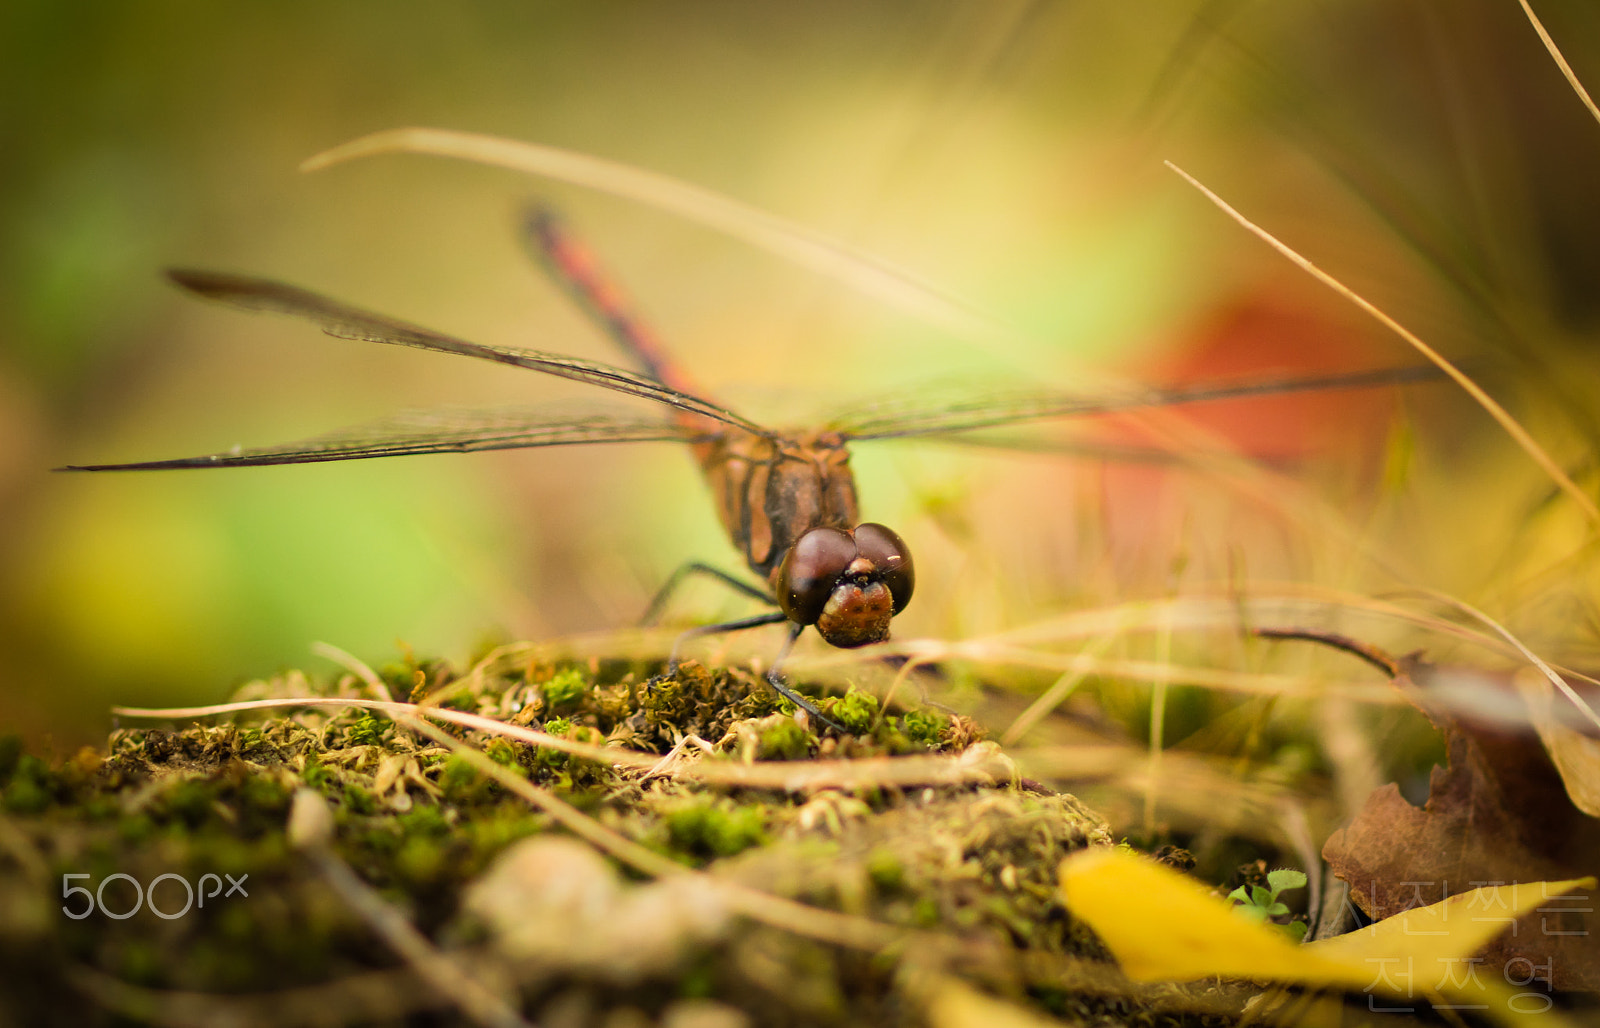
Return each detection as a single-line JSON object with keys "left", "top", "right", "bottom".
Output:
{"left": 5, "top": 2, "right": 1600, "bottom": 751}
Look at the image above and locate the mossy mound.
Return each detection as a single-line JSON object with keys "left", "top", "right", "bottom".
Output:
{"left": 0, "top": 655, "right": 1159, "bottom": 1027}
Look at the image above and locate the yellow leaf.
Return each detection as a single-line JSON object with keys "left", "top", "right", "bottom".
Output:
{"left": 1058, "top": 848, "right": 1594, "bottom": 1027}
{"left": 922, "top": 976, "right": 1072, "bottom": 1028}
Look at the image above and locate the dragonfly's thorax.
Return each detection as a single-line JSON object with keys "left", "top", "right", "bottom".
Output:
{"left": 697, "top": 429, "right": 859, "bottom": 578}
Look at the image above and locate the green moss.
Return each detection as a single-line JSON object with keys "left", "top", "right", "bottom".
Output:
{"left": 397, "top": 803, "right": 449, "bottom": 838}
{"left": 81, "top": 795, "right": 120, "bottom": 820}
{"left": 359, "top": 822, "right": 402, "bottom": 856}
{"left": 395, "top": 835, "right": 446, "bottom": 884}
{"left": 665, "top": 798, "right": 767, "bottom": 860}
{"left": 0, "top": 735, "right": 22, "bottom": 783}
{"left": 440, "top": 755, "right": 478, "bottom": 790}
{"left": 163, "top": 778, "right": 218, "bottom": 827}
{"left": 300, "top": 755, "right": 334, "bottom": 791}
{"left": 865, "top": 848, "right": 905, "bottom": 892}
{"left": 430, "top": 684, "right": 477, "bottom": 710}
{"left": 117, "top": 813, "right": 155, "bottom": 843}
{"left": 466, "top": 808, "right": 543, "bottom": 856}
{"left": 215, "top": 900, "right": 257, "bottom": 942}
{"left": 542, "top": 666, "right": 588, "bottom": 711}
{"left": 4, "top": 772, "right": 50, "bottom": 814}
{"left": 829, "top": 688, "right": 879, "bottom": 735}
{"left": 898, "top": 709, "right": 945, "bottom": 747}
{"left": 346, "top": 713, "right": 389, "bottom": 746}
{"left": 239, "top": 773, "right": 289, "bottom": 814}
{"left": 119, "top": 939, "right": 164, "bottom": 986}
{"left": 0, "top": 648, "right": 1130, "bottom": 1025}
{"left": 484, "top": 737, "right": 521, "bottom": 767}
{"left": 342, "top": 781, "right": 376, "bottom": 815}
{"left": 678, "top": 956, "right": 717, "bottom": 999}
{"left": 757, "top": 719, "right": 811, "bottom": 760}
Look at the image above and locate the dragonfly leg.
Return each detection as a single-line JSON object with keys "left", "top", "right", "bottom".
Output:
{"left": 642, "top": 562, "right": 774, "bottom": 626}
{"left": 764, "top": 621, "right": 848, "bottom": 734}
{"left": 660, "top": 611, "right": 790, "bottom": 672}
{"left": 648, "top": 612, "right": 846, "bottom": 734}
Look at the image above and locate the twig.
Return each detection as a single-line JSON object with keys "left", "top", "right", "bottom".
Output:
{"left": 1251, "top": 628, "right": 1401, "bottom": 679}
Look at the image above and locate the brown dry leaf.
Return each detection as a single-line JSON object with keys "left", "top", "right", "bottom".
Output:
{"left": 1323, "top": 659, "right": 1600, "bottom": 991}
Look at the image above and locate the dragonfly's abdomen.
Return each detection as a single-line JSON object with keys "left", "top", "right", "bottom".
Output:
{"left": 699, "top": 431, "right": 859, "bottom": 579}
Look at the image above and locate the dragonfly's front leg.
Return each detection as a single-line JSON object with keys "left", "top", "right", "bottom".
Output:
{"left": 762, "top": 621, "right": 848, "bottom": 734}
{"left": 647, "top": 613, "right": 847, "bottom": 734}
{"left": 658, "top": 610, "right": 789, "bottom": 672}
{"left": 641, "top": 562, "right": 773, "bottom": 627}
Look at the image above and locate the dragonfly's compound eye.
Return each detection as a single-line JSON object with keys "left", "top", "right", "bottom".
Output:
{"left": 774, "top": 523, "right": 914, "bottom": 649}
{"left": 852, "top": 522, "right": 914, "bottom": 614}
{"left": 775, "top": 527, "right": 856, "bottom": 627}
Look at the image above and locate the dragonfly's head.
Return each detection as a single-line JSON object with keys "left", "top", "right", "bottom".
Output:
{"left": 773, "top": 523, "right": 914, "bottom": 648}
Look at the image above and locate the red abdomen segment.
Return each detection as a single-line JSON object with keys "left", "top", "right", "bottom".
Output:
{"left": 527, "top": 207, "right": 704, "bottom": 399}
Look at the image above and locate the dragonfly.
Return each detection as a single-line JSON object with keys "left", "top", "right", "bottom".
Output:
{"left": 64, "top": 207, "right": 1443, "bottom": 731}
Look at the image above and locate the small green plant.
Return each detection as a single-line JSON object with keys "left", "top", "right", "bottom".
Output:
{"left": 346, "top": 713, "right": 388, "bottom": 746}
{"left": 1228, "top": 867, "right": 1308, "bottom": 941}
{"left": 541, "top": 667, "right": 588, "bottom": 711}
{"left": 898, "top": 709, "right": 945, "bottom": 747}
{"left": 829, "top": 688, "right": 879, "bottom": 735}
{"left": 757, "top": 719, "right": 811, "bottom": 760}
{"left": 666, "top": 801, "right": 765, "bottom": 860}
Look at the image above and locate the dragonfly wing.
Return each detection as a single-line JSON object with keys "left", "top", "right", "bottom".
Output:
{"left": 165, "top": 270, "right": 773, "bottom": 438}
{"left": 828, "top": 365, "right": 1445, "bottom": 441}
{"left": 62, "top": 405, "right": 703, "bottom": 470}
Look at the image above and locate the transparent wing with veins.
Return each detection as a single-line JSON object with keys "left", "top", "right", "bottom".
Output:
{"left": 62, "top": 269, "right": 1444, "bottom": 473}
{"left": 65, "top": 403, "right": 705, "bottom": 471}
{"left": 168, "top": 270, "right": 769, "bottom": 435}
{"left": 62, "top": 270, "right": 771, "bottom": 471}
{"left": 825, "top": 365, "right": 1444, "bottom": 442}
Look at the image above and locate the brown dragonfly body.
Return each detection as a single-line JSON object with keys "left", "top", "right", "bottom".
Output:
{"left": 525, "top": 211, "right": 910, "bottom": 653}
{"left": 700, "top": 430, "right": 856, "bottom": 576}
{"left": 65, "top": 207, "right": 1442, "bottom": 730}
{"left": 526, "top": 211, "right": 865, "bottom": 582}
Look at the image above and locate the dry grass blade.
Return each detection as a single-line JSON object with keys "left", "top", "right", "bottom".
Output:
{"left": 1405, "top": 588, "right": 1600, "bottom": 735}
{"left": 1165, "top": 161, "right": 1600, "bottom": 529}
{"left": 1000, "top": 636, "right": 1108, "bottom": 746}
{"left": 311, "top": 641, "right": 393, "bottom": 702}
{"left": 1516, "top": 0, "right": 1600, "bottom": 128}
{"left": 804, "top": 637, "right": 1403, "bottom": 703}
{"left": 300, "top": 127, "right": 1008, "bottom": 344}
